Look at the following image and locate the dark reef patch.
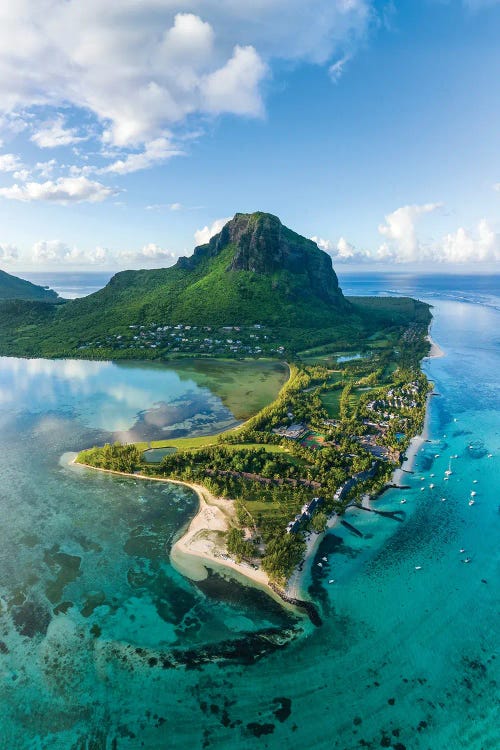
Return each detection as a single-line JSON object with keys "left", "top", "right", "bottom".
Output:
{"left": 272, "top": 697, "right": 292, "bottom": 723}
{"left": 12, "top": 599, "right": 51, "bottom": 638}
{"left": 246, "top": 721, "right": 275, "bottom": 737}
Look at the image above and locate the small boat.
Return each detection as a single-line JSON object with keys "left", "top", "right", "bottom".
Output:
{"left": 420, "top": 487, "right": 425, "bottom": 492}
{"left": 429, "top": 483, "right": 435, "bottom": 489}
{"left": 322, "top": 556, "right": 328, "bottom": 562}
{"left": 444, "top": 476, "right": 449, "bottom": 481}
{"left": 328, "top": 579, "right": 335, "bottom": 584}
{"left": 415, "top": 566, "right": 422, "bottom": 571}
{"left": 487, "top": 453, "right": 492, "bottom": 458}
{"left": 470, "top": 491, "right": 477, "bottom": 497}
{"left": 445, "top": 458, "right": 453, "bottom": 476}
{"left": 468, "top": 499, "right": 475, "bottom": 506}
{"left": 463, "top": 558, "right": 472, "bottom": 564}
{"left": 317, "top": 562, "right": 323, "bottom": 567}
{"left": 473, "top": 479, "right": 478, "bottom": 484}
{"left": 434, "top": 454, "right": 440, "bottom": 458}
{"left": 460, "top": 548, "right": 466, "bottom": 553}
{"left": 441, "top": 497, "right": 446, "bottom": 502}
{"left": 400, "top": 498, "right": 407, "bottom": 504}
{"left": 420, "top": 477, "right": 425, "bottom": 481}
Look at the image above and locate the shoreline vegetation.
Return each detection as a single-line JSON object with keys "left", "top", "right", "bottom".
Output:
{"left": 74, "top": 304, "right": 436, "bottom": 613}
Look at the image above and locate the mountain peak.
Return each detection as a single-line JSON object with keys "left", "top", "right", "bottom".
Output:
{"left": 178, "top": 211, "right": 345, "bottom": 307}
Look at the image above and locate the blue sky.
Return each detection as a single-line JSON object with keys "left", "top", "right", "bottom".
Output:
{"left": 0, "top": 0, "right": 498, "bottom": 272}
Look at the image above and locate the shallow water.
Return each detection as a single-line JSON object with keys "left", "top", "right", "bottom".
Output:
{"left": 0, "top": 275, "right": 499, "bottom": 749}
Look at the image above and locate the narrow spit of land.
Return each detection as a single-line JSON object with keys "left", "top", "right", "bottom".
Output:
{"left": 75, "top": 307, "right": 433, "bottom": 608}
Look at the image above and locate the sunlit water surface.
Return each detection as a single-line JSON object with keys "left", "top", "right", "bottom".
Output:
{"left": 0, "top": 274, "right": 498, "bottom": 749}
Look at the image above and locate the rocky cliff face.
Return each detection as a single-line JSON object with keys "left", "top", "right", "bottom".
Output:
{"left": 177, "top": 212, "right": 346, "bottom": 307}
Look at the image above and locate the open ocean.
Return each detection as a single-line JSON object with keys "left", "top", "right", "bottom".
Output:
{"left": 0, "top": 271, "right": 498, "bottom": 749}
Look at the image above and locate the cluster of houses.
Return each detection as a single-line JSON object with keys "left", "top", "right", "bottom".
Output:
{"left": 79, "top": 322, "right": 287, "bottom": 357}
{"left": 366, "top": 381, "right": 420, "bottom": 420}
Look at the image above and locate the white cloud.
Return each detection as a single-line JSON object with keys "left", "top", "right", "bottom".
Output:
{"left": 13, "top": 168, "right": 31, "bottom": 182}
{"left": 311, "top": 235, "right": 370, "bottom": 262}
{"left": 202, "top": 45, "right": 267, "bottom": 116}
{"left": 377, "top": 202, "right": 442, "bottom": 261}
{"left": 0, "top": 176, "right": 115, "bottom": 203}
{"left": 0, "top": 153, "right": 22, "bottom": 172}
{"left": 32, "top": 240, "right": 108, "bottom": 265}
{"left": 0, "top": 2, "right": 372, "bottom": 149}
{"left": 30, "top": 117, "right": 85, "bottom": 148}
{"left": 102, "top": 137, "right": 183, "bottom": 175}
{"left": 328, "top": 55, "right": 351, "bottom": 83}
{"left": 35, "top": 159, "right": 57, "bottom": 178}
{"left": 194, "top": 217, "right": 230, "bottom": 245}
{"left": 120, "top": 243, "right": 177, "bottom": 263}
{"left": 29, "top": 239, "right": 176, "bottom": 268}
{"left": 0, "top": 242, "right": 18, "bottom": 262}
{"left": 437, "top": 219, "right": 499, "bottom": 263}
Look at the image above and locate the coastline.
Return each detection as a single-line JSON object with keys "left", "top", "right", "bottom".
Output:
{"left": 68, "top": 455, "right": 292, "bottom": 606}
{"left": 426, "top": 332, "right": 445, "bottom": 359}
{"left": 289, "top": 330, "right": 444, "bottom": 599}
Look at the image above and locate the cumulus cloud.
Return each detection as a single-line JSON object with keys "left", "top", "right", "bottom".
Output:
{"left": 202, "top": 45, "right": 267, "bottom": 116}
{"left": 311, "top": 235, "right": 370, "bottom": 262}
{"left": 13, "top": 168, "right": 31, "bottom": 182}
{"left": 102, "top": 137, "right": 183, "bottom": 175}
{"left": 194, "top": 217, "right": 231, "bottom": 246}
{"left": 29, "top": 239, "right": 177, "bottom": 268}
{"left": 377, "top": 202, "right": 442, "bottom": 261}
{"left": 0, "top": 153, "right": 22, "bottom": 172}
{"left": 0, "top": 176, "right": 115, "bottom": 203}
{"left": 0, "top": 2, "right": 372, "bottom": 149}
{"left": 30, "top": 117, "right": 86, "bottom": 148}
{"left": 119, "top": 244, "right": 177, "bottom": 265}
{"left": 35, "top": 159, "right": 57, "bottom": 178}
{"left": 0, "top": 242, "right": 18, "bottom": 262}
{"left": 32, "top": 240, "right": 108, "bottom": 264}
{"left": 437, "top": 219, "right": 499, "bottom": 263}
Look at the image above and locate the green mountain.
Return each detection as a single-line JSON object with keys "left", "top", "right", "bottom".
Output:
{"left": 0, "top": 212, "right": 430, "bottom": 359}
{"left": 0, "top": 269, "right": 60, "bottom": 302}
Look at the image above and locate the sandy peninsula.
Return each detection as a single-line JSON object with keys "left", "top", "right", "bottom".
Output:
{"left": 69, "top": 455, "right": 274, "bottom": 596}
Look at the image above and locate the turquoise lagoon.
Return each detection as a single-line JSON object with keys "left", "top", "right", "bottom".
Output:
{"left": 0, "top": 275, "right": 499, "bottom": 749}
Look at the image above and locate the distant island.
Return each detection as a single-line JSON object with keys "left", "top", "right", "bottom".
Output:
{"left": 38, "top": 211, "right": 434, "bottom": 610}
{"left": 0, "top": 268, "right": 60, "bottom": 303}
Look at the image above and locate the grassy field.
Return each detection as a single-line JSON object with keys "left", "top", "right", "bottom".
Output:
{"left": 140, "top": 438, "right": 291, "bottom": 456}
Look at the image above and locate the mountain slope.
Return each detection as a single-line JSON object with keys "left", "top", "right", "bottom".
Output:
{"left": 62, "top": 212, "right": 349, "bottom": 329}
{"left": 0, "top": 269, "right": 60, "bottom": 302}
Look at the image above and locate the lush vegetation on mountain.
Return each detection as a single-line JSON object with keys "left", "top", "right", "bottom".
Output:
{"left": 0, "top": 213, "right": 430, "bottom": 360}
